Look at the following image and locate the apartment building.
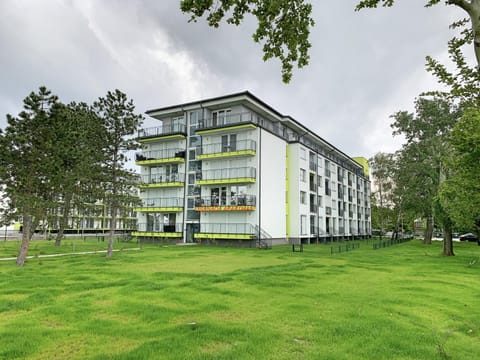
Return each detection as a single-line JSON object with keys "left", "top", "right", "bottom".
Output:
{"left": 133, "top": 92, "right": 371, "bottom": 246}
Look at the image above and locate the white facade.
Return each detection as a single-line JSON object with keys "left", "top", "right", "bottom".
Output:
{"left": 133, "top": 92, "right": 371, "bottom": 246}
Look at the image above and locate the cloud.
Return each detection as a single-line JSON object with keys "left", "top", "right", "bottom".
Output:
{"left": 0, "top": 0, "right": 472, "bottom": 162}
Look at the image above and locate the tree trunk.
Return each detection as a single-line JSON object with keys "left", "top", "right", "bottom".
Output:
{"left": 469, "top": 1, "right": 480, "bottom": 67}
{"left": 106, "top": 206, "right": 116, "bottom": 258}
{"left": 16, "top": 215, "right": 33, "bottom": 266}
{"left": 424, "top": 216, "right": 433, "bottom": 245}
{"left": 55, "top": 193, "right": 71, "bottom": 246}
{"left": 443, "top": 222, "right": 454, "bottom": 256}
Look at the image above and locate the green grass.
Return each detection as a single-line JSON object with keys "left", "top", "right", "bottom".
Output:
{"left": 0, "top": 237, "right": 140, "bottom": 258}
{"left": 0, "top": 240, "right": 479, "bottom": 359}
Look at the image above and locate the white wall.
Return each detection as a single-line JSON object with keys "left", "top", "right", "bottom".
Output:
{"left": 259, "top": 129, "right": 286, "bottom": 238}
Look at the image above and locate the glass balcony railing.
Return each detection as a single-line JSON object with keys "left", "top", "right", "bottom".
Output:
{"left": 138, "top": 123, "right": 186, "bottom": 139}
{"left": 136, "top": 149, "right": 186, "bottom": 162}
{"left": 140, "top": 173, "right": 185, "bottom": 185}
{"left": 197, "top": 112, "right": 259, "bottom": 130}
{"left": 137, "top": 197, "right": 183, "bottom": 208}
{"left": 197, "top": 139, "right": 256, "bottom": 157}
{"left": 195, "top": 195, "right": 256, "bottom": 208}
{"left": 136, "top": 222, "right": 182, "bottom": 233}
{"left": 199, "top": 167, "right": 256, "bottom": 182}
{"left": 198, "top": 223, "right": 256, "bottom": 235}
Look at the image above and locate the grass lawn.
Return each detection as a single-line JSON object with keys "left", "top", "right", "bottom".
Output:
{"left": 0, "top": 239, "right": 479, "bottom": 359}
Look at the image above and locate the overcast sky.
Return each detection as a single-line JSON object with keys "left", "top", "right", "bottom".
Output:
{"left": 0, "top": 0, "right": 469, "bottom": 163}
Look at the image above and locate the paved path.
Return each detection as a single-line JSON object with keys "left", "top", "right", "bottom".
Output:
{"left": 0, "top": 247, "right": 141, "bottom": 262}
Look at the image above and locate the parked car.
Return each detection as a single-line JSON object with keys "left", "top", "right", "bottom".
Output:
{"left": 459, "top": 233, "right": 478, "bottom": 242}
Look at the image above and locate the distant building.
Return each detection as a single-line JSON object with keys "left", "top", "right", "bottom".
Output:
{"left": 133, "top": 92, "right": 371, "bottom": 246}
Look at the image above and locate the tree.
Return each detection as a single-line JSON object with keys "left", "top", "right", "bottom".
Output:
{"left": 390, "top": 96, "right": 459, "bottom": 253}
{"left": 0, "top": 87, "right": 60, "bottom": 266}
{"left": 369, "top": 152, "right": 397, "bottom": 236}
{"left": 180, "top": 0, "right": 314, "bottom": 83}
{"left": 49, "top": 102, "right": 106, "bottom": 246}
{"left": 93, "top": 90, "right": 143, "bottom": 258}
{"left": 356, "top": 0, "right": 480, "bottom": 68}
{"left": 439, "top": 108, "right": 480, "bottom": 239}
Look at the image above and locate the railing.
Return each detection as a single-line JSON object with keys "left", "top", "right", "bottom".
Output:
{"left": 198, "top": 139, "right": 256, "bottom": 156}
{"left": 197, "top": 111, "right": 259, "bottom": 130}
{"left": 139, "top": 197, "right": 183, "bottom": 208}
{"left": 310, "top": 204, "right": 318, "bottom": 213}
{"left": 140, "top": 173, "right": 185, "bottom": 184}
{"left": 199, "top": 223, "right": 256, "bottom": 234}
{"left": 309, "top": 162, "right": 317, "bottom": 172}
{"left": 200, "top": 167, "right": 256, "bottom": 181}
{"left": 136, "top": 222, "right": 183, "bottom": 233}
{"left": 309, "top": 182, "right": 316, "bottom": 192}
{"left": 325, "top": 169, "right": 331, "bottom": 178}
{"left": 195, "top": 195, "right": 256, "bottom": 207}
{"left": 138, "top": 123, "right": 186, "bottom": 138}
{"left": 136, "top": 149, "right": 185, "bottom": 161}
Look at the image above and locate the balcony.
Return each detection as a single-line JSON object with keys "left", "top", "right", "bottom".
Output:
{"left": 138, "top": 123, "right": 187, "bottom": 142}
{"left": 195, "top": 195, "right": 256, "bottom": 211}
{"left": 135, "top": 149, "right": 185, "bottom": 165}
{"left": 197, "top": 139, "right": 256, "bottom": 160}
{"left": 196, "top": 167, "right": 256, "bottom": 185}
{"left": 196, "top": 112, "right": 258, "bottom": 134}
{"left": 194, "top": 223, "right": 256, "bottom": 240}
{"left": 134, "top": 197, "right": 184, "bottom": 212}
{"left": 133, "top": 222, "right": 182, "bottom": 237}
{"left": 138, "top": 173, "right": 185, "bottom": 188}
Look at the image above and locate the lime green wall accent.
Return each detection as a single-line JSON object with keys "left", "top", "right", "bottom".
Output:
{"left": 196, "top": 123, "right": 257, "bottom": 135}
{"left": 352, "top": 157, "right": 370, "bottom": 177}
{"left": 132, "top": 232, "right": 182, "bottom": 237}
{"left": 286, "top": 144, "right": 290, "bottom": 237}
{"left": 139, "top": 134, "right": 185, "bottom": 143}
{"left": 138, "top": 182, "right": 184, "bottom": 188}
{"left": 134, "top": 207, "right": 183, "bottom": 212}
{"left": 136, "top": 158, "right": 185, "bottom": 165}
{"left": 196, "top": 178, "right": 256, "bottom": 185}
{"left": 194, "top": 233, "right": 254, "bottom": 240}
{"left": 197, "top": 150, "right": 255, "bottom": 160}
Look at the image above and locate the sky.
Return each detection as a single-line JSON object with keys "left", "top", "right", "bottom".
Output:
{"left": 0, "top": 0, "right": 469, "bottom": 163}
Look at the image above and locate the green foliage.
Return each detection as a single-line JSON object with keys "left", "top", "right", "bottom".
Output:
{"left": 439, "top": 108, "right": 480, "bottom": 233}
{"left": 180, "top": 0, "right": 314, "bottom": 83}
{"left": 0, "top": 87, "right": 60, "bottom": 240}
{"left": 389, "top": 97, "right": 459, "bottom": 249}
{"left": 93, "top": 89, "right": 143, "bottom": 256}
{"left": 0, "top": 242, "right": 479, "bottom": 358}
{"left": 369, "top": 152, "right": 397, "bottom": 232}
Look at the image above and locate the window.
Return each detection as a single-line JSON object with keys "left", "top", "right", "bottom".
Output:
{"left": 300, "top": 147, "right": 306, "bottom": 160}
{"left": 301, "top": 215, "right": 307, "bottom": 235}
{"left": 325, "top": 179, "right": 331, "bottom": 196}
{"left": 317, "top": 175, "right": 322, "bottom": 187}
{"left": 300, "top": 191, "right": 307, "bottom": 204}
{"left": 318, "top": 195, "right": 323, "bottom": 207}
{"left": 221, "top": 134, "right": 237, "bottom": 152}
{"left": 300, "top": 168, "right": 306, "bottom": 182}
{"left": 212, "top": 109, "right": 231, "bottom": 126}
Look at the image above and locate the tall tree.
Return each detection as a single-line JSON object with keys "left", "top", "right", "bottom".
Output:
{"left": 390, "top": 96, "right": 459, "bottom": 253}
{"left": 0, "top": 87, "right": 60, "bottom": 266}
{"left": 369, "top": 152, "right": 397, "bottom": 236}
{"left": 93, "top": 90, "right": 143, "bottom": 258}
{"left": 439, "top": 108, "right": 480, "bottom": 239}
{"left": 49, "top": 102, "right": 106, "bottom": 246}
